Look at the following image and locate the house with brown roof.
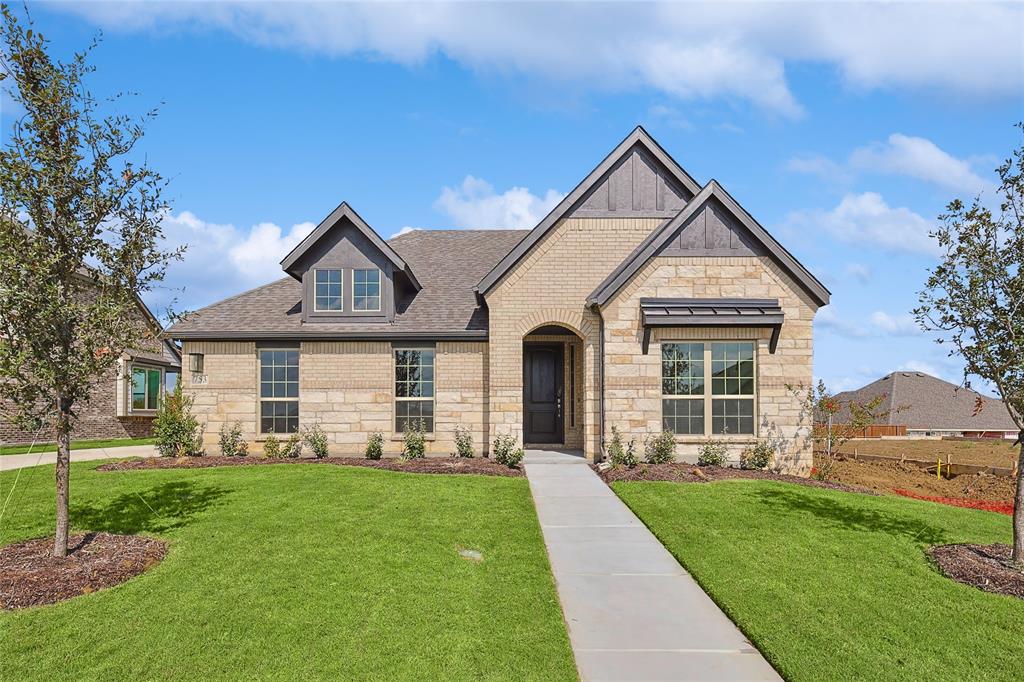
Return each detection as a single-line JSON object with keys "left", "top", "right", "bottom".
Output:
{"left": 166, "top": 127, "right": 829, "bottom": 471}
{"left": 834, "top": 371, "right": 1019, "bottom": 439}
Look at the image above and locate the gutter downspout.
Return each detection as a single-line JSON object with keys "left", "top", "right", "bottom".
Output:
{"left": 597, "top": 306, "right": 606, "bottom": 462}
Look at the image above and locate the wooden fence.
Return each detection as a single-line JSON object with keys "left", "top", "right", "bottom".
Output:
{"left": 813, "top": 424, "right": 906, "bottom": 438}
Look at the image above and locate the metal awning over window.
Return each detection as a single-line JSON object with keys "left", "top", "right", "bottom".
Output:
{"left": 639, "top": 298, "right": 785, "bottom": 354}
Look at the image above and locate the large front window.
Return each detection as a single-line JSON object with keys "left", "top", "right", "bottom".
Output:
{"left": 260, "top": 349, "right": 299, "bottom": 433}
{"left": 131, "top": 366, "right": 162, "bottom": 411}
{"left": 662, "top": 341, "right": 756, "bottom": 436}
{"left": 395, "top": 348, "right": 434, "bottom": 433}
{"left": 314, "top": 269, "right": 343, "bottom": 311}
{"left": 353, "top": 268, "right": 381, "bottom": 311}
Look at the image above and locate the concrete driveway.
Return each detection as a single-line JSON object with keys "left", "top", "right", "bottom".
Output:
{"left": 0, "top": 445, "right": 157, "bottom": 472}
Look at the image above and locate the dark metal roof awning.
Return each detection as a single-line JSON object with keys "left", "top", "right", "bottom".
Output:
{"left": 640, "top": 298, "right": 785, "bottom": 354}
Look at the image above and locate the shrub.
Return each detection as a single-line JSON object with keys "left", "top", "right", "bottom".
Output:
{"left": 303, "top": 422, "right": 329, "bottom": 459}
{"left": 262, "top": 434, "right": 281, "bottom": 459}
{"left": 644, "top": 430, "right": 676, "bottom": 464}
{"left": 153, "top": 382, "right": 204, "bottom": 457}
{"left": 402, "top": 421, "right": 426, "bottom": 459}
{"left": 697, "top": 438, "right": 728, "bottom": 467}
{"left": 365, "top": 431, "right": 383, "bottom": 460}
{"left": 811, "top": 455, "right": 837, "bottom": 481}
{"left": 218, "top": 422, "right": 247, "bottom": 457}
{"left": 607, "top": 426, "right": 638, "bottom": 468}
{"left": 492, "top": 434, "right": 524, "bottom": 468}
{"left": 284, "top": 433, "right": 303, "bottom": 459}
{"left": 453, "top": 425, "right": 474, "bottom": 458}
{"left": 740, "top": 440, "right": 774, "bottom": 470}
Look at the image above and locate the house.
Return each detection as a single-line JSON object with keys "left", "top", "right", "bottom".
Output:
{"left": 165, "top": 127, "right": 829, "bottom": 471}
{"left": 833, "top": 371, "right": 1019, "bottom": 439}
{"left": 0, "top": 274, "right": 182, "bottom": 445}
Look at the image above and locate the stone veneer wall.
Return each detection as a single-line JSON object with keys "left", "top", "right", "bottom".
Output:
{"left": 484, "top": 217, "right": 663, "bottom": 459}
{"left": 601, "top": 256, "right": 818, "bottom": 473}
{"left": 182, "top": 339, "right": 488, "bottom": 457}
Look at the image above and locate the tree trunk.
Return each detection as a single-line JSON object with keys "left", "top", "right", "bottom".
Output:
{"left": 52, "top": 397, "right": 72, "bottom": 558}
{"left": 1014, "top": 432, "right": 1024, "bottom": 563}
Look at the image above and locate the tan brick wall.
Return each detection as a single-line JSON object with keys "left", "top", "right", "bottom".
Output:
{"left": 485, "top": 217, "right": 663, "bottom": 458}
{"left": 182, "top": 339, "right": 488, "bottom": 457}
{"left": 602, "top": 256, "right": 818, "bottom": 473}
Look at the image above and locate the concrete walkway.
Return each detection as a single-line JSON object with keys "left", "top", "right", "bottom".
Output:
{"left": 524, "top": 449, "right": 779, "bottom": 682}
{"left": 0, "top": 445, "right": 157, "bottom": 472}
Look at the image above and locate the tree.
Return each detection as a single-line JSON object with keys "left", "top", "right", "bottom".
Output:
{"left": 0, "top": 5, "right": 181, "bottom": 557}
{"left": 915, "top": 124, "right": 1024, "bottom": 563}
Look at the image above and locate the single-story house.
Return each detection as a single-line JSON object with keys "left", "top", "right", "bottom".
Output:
{"left": 165, "top": 127, "right": 829, "bottom": 471}
{"left": 833, "top": 371, "right": 1019, "bottom": 439}
{"left": 0, "top": 273, "right": 182, "bottom": 445}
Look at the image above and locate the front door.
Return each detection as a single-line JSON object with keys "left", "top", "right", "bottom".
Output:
{"left": 523, "top": 344, "right": 564, "bottom": 444}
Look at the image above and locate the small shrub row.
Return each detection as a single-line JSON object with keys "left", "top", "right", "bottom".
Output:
{"left": 492, "top": 434, "right": 524, "bottom": 468}
{"left": 262, "top": 433, "right": 303, "bottom": 459}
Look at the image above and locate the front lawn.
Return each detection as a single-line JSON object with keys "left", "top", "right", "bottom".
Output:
{"left": 1, "top": 461, "right": 576, "bottom": 680}
{"left": 613, "top": 479, "right": 1023, "bottom": 682}
{"left": 0, "top": 436, "right": 156, "bottom": 456}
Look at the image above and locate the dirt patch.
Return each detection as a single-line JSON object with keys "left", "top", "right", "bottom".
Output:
{"left": 928, "top": 543, "right": 1024, "bottom": 600}
{"left": 96, "top": 455, "right": 523, "bottom": 477}
{"left": 837, "top": 438, "right": 1019, "bottom": 469}
{"left": 594, "top": 463, "right": 876, "bottom": 495}
{"left": 824, "top": 457, "right": 1014, "bottom": 501}
{"left": 0, "top": 533, "right": 167, "bottom": 609}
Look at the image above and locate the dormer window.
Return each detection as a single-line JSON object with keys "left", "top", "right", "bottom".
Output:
{"left": 353, "top": 268, "right": 381, "bottom": 311}
{"left": 314, "top": 269, "right": 343, "bottom": 311}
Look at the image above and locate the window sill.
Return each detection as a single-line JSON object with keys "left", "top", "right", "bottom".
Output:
{"left": 391, "top": 433, "right": 436, "bottom": 442}
{"left": 673, "top": 435, "right": 759, "bottom": 444}
{"left": 129, "top": 409, "right": 158, "bottom": 416}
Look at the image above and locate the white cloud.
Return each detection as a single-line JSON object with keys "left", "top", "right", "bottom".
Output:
{"left": 56, "top": 2, "right": 1023, "bottom": 117}
{"left": 647, "top": 104, "right": 694, "bottom": 131}
{"left": 815, "top": 305, "right": 869, "bottom": 338}
{"left": 844, "top": 262, "right": 871, "bottom": 283}
{"left": 785, "top": 155, "right": 853, "bottom": 186}
{"left": 391, "top": 226, "right": 423, "bottom": 239}
{"left": 786, "top": 192, "right": 939, "bottom": 256}
{"left": 152, "top": 211, "right": 314, "bottom": 313}
{"left": 434, "top": 176, "right": 564, "bottom": 229}
{"left": 850, "top": 133, "right": 994, "bottom": 195}
{"left": 869, "top": 311, "right": 922, "bottom": 337}
{"left": 897, "top": 360, "right": 942, "bottom": 378}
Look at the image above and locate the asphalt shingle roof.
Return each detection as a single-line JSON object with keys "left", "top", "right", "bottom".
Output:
{"left": 166, "top": 229, "right": 528, "bottom": 339}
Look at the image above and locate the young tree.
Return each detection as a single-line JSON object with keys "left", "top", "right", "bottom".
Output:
{"left": 0, "top": 5, "right": 181, "bottom": 557}
{"left": 915, "top": 124, "right": 1024, "bottom": 563}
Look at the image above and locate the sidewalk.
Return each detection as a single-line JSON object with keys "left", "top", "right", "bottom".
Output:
{"left": 524, "top": 449, "right": 780, "bottom": 682}
{"left": 0, "top": 445, "right": 157, "bottom": 472}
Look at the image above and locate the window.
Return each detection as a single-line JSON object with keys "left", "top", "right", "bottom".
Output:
{"left": 165, "top": 370, "right": 180, "bottom": 394}
{"left": 189, "top": 353, "right": 204, "bottom": 373}
{"left": 131, "top": 366, "right": 162, "bottom": 411}
{"left": 260, "top": 349, "right": 299, "bottom": 433}
{"left": 395, "top": 348, "right": 434, "bottom": 432}
{"left": 353, "top": 268, "right": 381, "bottom": 311}
{"left": 661, "top": 341, "right": 756, "bottom": 436}
{"left": 314, "top": 269, "right": 343, "bottom": 311}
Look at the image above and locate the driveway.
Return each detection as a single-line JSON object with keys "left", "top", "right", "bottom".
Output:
{"left": 0, "top": 445, "right": 157, "bottom": 472}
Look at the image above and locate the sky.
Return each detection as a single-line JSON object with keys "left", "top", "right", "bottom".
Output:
{"left": 4, "top": 1, "right": 1023, "bottom": 394}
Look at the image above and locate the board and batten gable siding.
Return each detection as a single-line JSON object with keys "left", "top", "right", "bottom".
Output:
{"left": 601, "top": 255, "right": 818, "bottom": 473}
{"left": 181, "top": 339, "right": 488, "bottom": 456}
{"left": 484, "top": 216, "right": 664, "bottom": 458}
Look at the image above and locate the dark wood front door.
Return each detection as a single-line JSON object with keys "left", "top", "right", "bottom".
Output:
{"left": 523, "top": 344, "right": 564, "bottom": 444}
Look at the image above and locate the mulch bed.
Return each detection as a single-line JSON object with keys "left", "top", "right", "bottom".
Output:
{"left": 894, "top": 489, "right": 1014, "bottom": 516}
{"left": 593, "top": 462, "right": 876, "bottom": 495}
{"left": 96, "top": 455, "right": 523, "bottom": 477}
{"left": 0, "top": 533, "right": 167, "bottom": 610}
{"left": 928, "top": 543, "right": 1024, "bottom": 600}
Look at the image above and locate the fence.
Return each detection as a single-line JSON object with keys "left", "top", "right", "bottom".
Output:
{"left": 813, "top": 423, "right": 906, "bottom": 439}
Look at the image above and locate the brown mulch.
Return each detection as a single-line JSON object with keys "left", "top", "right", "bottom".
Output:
{"left": 0, "top": 533, "right": 167, "bottom": 610}
{"left": 928, "top": 543, "right": 1024, "bottom": 600}
{"left": 593, "top": 463, "right": 876, "bottom": 495}
{"left": 95, "top": 455, "right": 523, "bottom": 477}
{"left": 825, "top": 458, "right": 1015, "bottom": 502}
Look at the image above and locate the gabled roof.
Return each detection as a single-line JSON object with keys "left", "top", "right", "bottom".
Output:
{"left": 586, "top": 180, "right": 831, "bottom": 308}
{"left": 279, "top": 201, "right": 421, "bottom": 290}
{"left": 475, "top": 125, "right": 702, "bottom": 297}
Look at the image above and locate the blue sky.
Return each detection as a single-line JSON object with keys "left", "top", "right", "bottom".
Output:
{"left": 7, "top": 2, "right": 1023, "bottom": 394}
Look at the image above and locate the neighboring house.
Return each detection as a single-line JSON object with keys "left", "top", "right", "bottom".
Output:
{"left": 834, "top": 371, "right": 1019, "bottom": 439}
{"left": 165, "top": 127, "right": 829, "bottom": 471}
{"left": 0, "top": 275, "right": 182, "bottom": 445}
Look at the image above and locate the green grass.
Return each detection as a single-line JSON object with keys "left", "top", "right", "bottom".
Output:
{"left": 0, "top": 436, "right": 156, "bottom": 456}
{"left": 0, "top": 462, "right": 576, "bottom": 681}
{"left": 612, "top": 479, "right": 1023, "bottom": 682}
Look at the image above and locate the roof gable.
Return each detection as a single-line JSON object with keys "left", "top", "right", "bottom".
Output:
{"left": 279, "top": 202, "right": 420, "bottom": 290}
{"left": 586, "top": 180, "right": 831, "bottom": 308}
{"left": 475, "top": 126, "right": 701, "bottom": 297}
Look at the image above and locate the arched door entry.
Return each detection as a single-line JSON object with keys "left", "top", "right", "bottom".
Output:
{"left": 523, "top": 343, "right": 564, "bottom": 444}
